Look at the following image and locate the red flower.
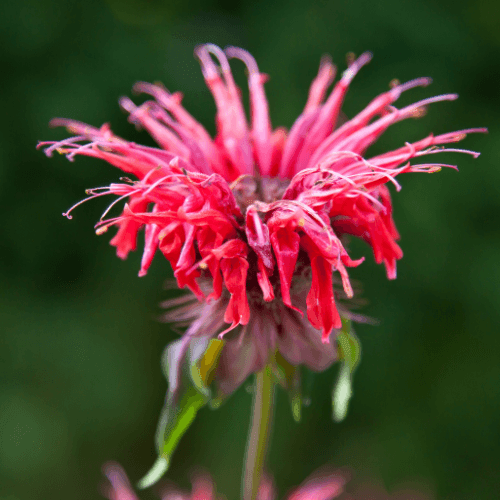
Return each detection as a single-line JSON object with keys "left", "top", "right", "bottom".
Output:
{"left": 40, "top": 44, "right": 484, "bottom": 360}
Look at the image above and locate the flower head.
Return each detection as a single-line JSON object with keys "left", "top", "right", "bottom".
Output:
{"left": 40, "top": 45, "right": 484, "bottom": 377}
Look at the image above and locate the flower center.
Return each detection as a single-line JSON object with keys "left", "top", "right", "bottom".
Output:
{"left": 230, "top": 175, "right": 290, "bottom": 213}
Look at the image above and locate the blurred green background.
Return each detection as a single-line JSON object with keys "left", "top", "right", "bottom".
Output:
{"left": 1, "top": 0, "right": 499, "bottom": 499}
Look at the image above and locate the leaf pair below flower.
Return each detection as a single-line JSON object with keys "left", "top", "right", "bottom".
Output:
{"left": 138, "top": 337, "right": 224, "bottom": 489}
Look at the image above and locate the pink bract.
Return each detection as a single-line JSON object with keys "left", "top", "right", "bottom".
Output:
{"left": 40, "top": 44, "right": 485, "bottom": 346}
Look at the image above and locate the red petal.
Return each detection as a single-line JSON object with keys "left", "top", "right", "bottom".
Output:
{"left": 109, "top": 197, "right": 149, "bottom": 259}
{"left": 217, "top": 241, "right": 250, "bottom": 333}
{"left": 221, "top": 256, "right": 250, "bottom": 330}
{"left": 197, "top": 226, "right": 224, "bottom": 300}
{"left": 268, "top": 127, "right": 287, "bottom": 177}
{"left": 302, "top": 235, "right": 341, "bottom": 342}
{"left": 158, "top": 222, "right": 183, "bottom": 265}
{"left": 138, "top": 222, "right": 161, "bottom": 277}
{"left": 270, "top": 228, "right": 301, "bottom": 314}
{"left": 158, "top": 222, "right": 203, "bottom": 299}
{"left": 257, "top": 258, "right": 275, "bottom": 302}
{"left": 246, "top": 207, "right": 274, "bottom": 270}
{"left": 174, "top": 225, "right": 204, "bottom": 299}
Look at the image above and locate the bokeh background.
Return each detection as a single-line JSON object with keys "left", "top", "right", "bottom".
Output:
{"left": 1, "top": 0, "right": 499, "bottom": 499}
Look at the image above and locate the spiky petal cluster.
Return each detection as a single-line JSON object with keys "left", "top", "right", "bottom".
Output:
{"left": 39, "top": 44, "right": 484, "bottom": 344}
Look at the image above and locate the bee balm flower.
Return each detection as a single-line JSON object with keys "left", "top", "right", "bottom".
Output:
{"left": 40, "top": 44, "right": 484, "bottom": 378}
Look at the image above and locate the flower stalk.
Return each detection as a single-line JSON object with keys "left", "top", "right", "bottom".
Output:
{"left": 243, "top": 365, "right": 275, "bottom": 500}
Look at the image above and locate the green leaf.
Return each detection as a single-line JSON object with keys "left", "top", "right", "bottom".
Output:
{"left": 291, "top": 390, "right": 302, "bottom": 423}
{"left": 158, "top": 385, "right": 207, "bottom": 456}
{"left": 332, "top": 319, "right": 361, "bottom": 422}
{"left": 332, "top": 364, "right": 352, "bottom": 422}
{"left": 191, "top": 338, "right": 225, "bottom": 395}
{"left": 336, "top": 319, "right": 361, "bottom": 372}
{"left": 138, "top": 336, "right": 225, "bottom": 489}
{"left": 137, "top": 457, "right": 169, "bottom": 490}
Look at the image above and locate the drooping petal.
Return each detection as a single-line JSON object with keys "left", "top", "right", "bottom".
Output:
{"left": 138, "top": 204, "right": 161, "bottom": 277}
{"left": 245, "top": 206, "right": 274, "bottom": 270}
{"left": 256, "top": 258, "right": 275, "bottom": 302}
{"left": 212, "top": 239, "right": 251, "bottom": 333}
{"left": 157, "top": 222, "right": 203, "bottom": 300}
{"left": 196, "top": 226, "right": 224, "bottom": 301}
{"left": 301, "top": 235, "right": 341, "bottom": 342}
{"left": 110, "top": 196, "right": 149, "bottom": 259}
{"left": 174, "top": 224, "right": 203, "bottom": 295}
{"left": 269, "top": 226, "right": 301, "bottom": 313}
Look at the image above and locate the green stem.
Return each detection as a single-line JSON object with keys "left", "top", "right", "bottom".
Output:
{"left": 242, "top": 365, "right": 275, "bottom": 500}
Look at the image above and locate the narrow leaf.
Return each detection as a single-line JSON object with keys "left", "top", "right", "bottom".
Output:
{"left": 191, "top": 338, "right": 225, "bottom": 393}
{"left": 332, "top": 319, "right": 361, "bottom": 422}
{"left": 336, "top": 319, "right": 361, "bottom": 372}
{"left": 158, "top": 386, "right": 207, "bottom": 458}
{"left": 139, "top": 336, "right": 224, "bottom": 489}
{"left": 137, "top": 457, "right": 169, "bottom": 490}
{"left": 332, "top": 364, "right": 352, "bottom": 422}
